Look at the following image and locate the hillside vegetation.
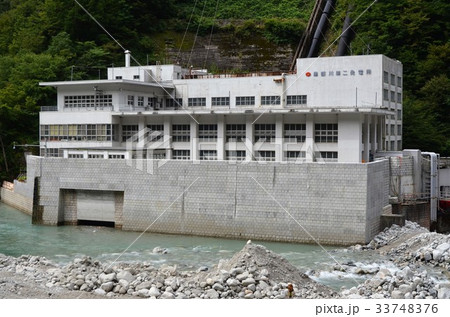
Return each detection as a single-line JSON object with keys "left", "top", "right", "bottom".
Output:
{"left": 0, "top": 0, "right": 449, "bottom": 181}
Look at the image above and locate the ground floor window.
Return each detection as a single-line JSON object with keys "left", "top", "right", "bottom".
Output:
{"left": 173, "top": 150, "right": 190, "bottom": 160}
{"left": 315, "top": 151, "right": 338, "bottom": 162}
{"left": 68, "top": 153, "right": 84, "bottom": 159}
{"left": 199, "top": 124, "right": 217, "bottom": 142}
{"left": 285, "top": 151, "right": 306, "bottom": 161}
{"left": 108, "top": 154, "right": 125, "bottom": 159}
{"left": 122, "top": 125, "right": 139, "bottom": 142}
{"left": 314, "top": 123, "right": 338, "bottom": 143}
{"left": 200, "top": 150, "right": 217, "bottom": 160}
{"left": 226, "top": 150, "right": 246, "bottom": 161}
{"left": 254, "top": 124, "right": 275, "bottom": 143}
{"left": 256, "top": 151, "right": 275, "bottom": 161}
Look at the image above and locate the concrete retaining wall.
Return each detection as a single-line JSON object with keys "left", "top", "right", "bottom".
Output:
{"left": 0, "top": 187, "right": 33, "bottom": 215}
{"left": 10, "top": 155, "right": 390, "bottom": 245}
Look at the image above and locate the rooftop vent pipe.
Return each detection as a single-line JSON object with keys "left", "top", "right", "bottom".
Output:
{"left": 125, "top": 50, "right": 131, "bottom": 67}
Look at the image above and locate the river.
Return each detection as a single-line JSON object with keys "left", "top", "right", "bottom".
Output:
{"left": 0, "top": 202, "right": 392, "bottom": 290}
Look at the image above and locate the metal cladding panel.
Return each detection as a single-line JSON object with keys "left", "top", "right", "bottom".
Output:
{"left": 77, "top": 190, "right": 115, "bottom": 222}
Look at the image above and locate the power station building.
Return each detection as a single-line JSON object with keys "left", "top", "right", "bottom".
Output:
{"left": 39, "top": 53, "right": 403, "bottom": 164}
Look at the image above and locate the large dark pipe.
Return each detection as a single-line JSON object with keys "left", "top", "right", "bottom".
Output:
{"left": 307, "top": 0, "right": 335, "bottom": 58}
{"left": 336, "top": 6, "right": 354, "bottom": 56}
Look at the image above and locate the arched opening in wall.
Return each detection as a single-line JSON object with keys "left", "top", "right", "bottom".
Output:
{"left": 77, "top": 219, "right": 115, "bottom": 227}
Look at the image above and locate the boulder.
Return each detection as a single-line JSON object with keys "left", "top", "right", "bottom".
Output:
{"left": 117, "top": 270, "right": 134, "bottom": 283}
{"left": 100, "top": 282, "right": 114, "bottom": 292}
{"left": 148, "top": 286, "right": 161, "bottom": 297}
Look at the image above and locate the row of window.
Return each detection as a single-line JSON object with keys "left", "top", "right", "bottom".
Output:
{"left": 188, "top": 95, "right": 307, "bottom": 107}
{"left": 64, "top": 95, "right": 113, "bottom": 108}
{"left": 121, "top": 123, "right": 336, "bottom": 143}
{"left": 383, "top": 71, "right": 402, "bottom": 88}
{"left": 40, "top": 124, "right": 118, "bottom": 141}
{"left": 383, "top": 89, "right": 402, "bottom": 103}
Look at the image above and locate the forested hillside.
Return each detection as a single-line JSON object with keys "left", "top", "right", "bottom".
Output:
{"left": 0, "top": 0, "right": 448, "bottom": 181}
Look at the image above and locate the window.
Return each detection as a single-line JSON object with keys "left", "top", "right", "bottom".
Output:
{"left": 200, "top": 150, "right": 217, "bottom": 160}
{"left": 391, "top": 74, "right": 395, "bottom": 85}
{"left": 188, "top": 97, "right": 206, "bottom": 107}
{"left": 64, "top": 95, "right": 112, "bottom": 108}
{"left": 261, "top": 96, "right": 280, "bottom": 106}
{"left": 397, "top": 140, "right": 402, "bottom": 150}
{"left": 226, "top": 150, "right": 246, "bottom": 161}
{"left": 256, "top": 151, "right": 275, "bottom": 162}
{"left": 44, "top": 148, "right": 60, "bottom": 157}
{"left": 127, "top": 95, "right": 134, "bottom": 106}
{"left": 390, "top": 141, "right": 395, "bottom": 151}
{"left": 173, "top": 150, "right": 190, "bottom": 160}
{"left": 390, "top": 91, "right": 396, "bottom": 102}
{"left": 383, "top": 71, "right": 389, "bottom": 84}
{"left": 397, "top": 125, "right": 402, "bottom": 135}
{"left": 314, "top": 124, "right": 338, "bottom": 143}
{"left": 198, "top": 124, "right": 217, "bottom": 142}
{"left": 133, "top": 75, "right": 140, "bottom": 80}
{"left": 88, "top": 154, "right": 104, "bottom": 159}
{"left": 236, "top": 96, "right": 255, "bottom": 106}
{"left": 166, "top": 98, "right": 183, "bottom": 108}
{"left": 285, "top": 151, "right": 306, "bottom": 161}
{"left": 41, "top": 124, "right": 115, "bottom": 142}
{"left": 286, "top": 95, "right": 307, "bottom": 105}
{"left": 148, "top": 97, "right": 157, "bottom": 108}
{"left": 397, "top": 92, "right": 402, "bottom": 103}
{"left": 212, "top": 97, "right": 230, "bottom": 106}
{"left": 226, "top": 124, "right": 246, "bottom": 142}
{"left": 146, "top": 124, "right": 164, "bottom": 141}
{"left": 151, "top": 151, "right": 166, "bottom": 160}
{"left": 315, "top": 151, "right": 338, "bottom": 162}
{"left": 172, "top": 124, "right": 190, "bottom": 142}
{"left": 397, "top": 76, "right": 402, "bottom": 88}
{"left": 254, "top": 124, "right": 275, "bottom": 142}
{"left": 115, "top": 76, "right": 122, "bottom": 79}
{"left": 390, "top": 125, "right": 395, "bottom": 135}
{"left": 137, "top": 96, "right": 144, "bottom": 107}
{"left": 108, "top": 154, "right": 125, "bottom": 159}
{"left": 68, "top": 153, "right": 84, "bottom": 159}
{"left": 397, "top": 109, "right": 402, "bottom": 120}
{"left": 122, "top": 125, "right": 139, "bottom": 142}
{"left": 383, "top": 89, "right": 389, "bottom": 101}
{"left": 284, "top": 124, "right": 306, "bottom": 142}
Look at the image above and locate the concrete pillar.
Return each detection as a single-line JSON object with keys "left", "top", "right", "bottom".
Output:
{"left": 305, "top": 114, "right": 314, "bottom": 162}
{"left": 190, "top": 119, "right": 198, "bottom": 161}
{"left": 370, "top": 115, "right": 376, "bottom": 160}
{"left": 137, "top": 116, "right": 146, "bottom": 149}
{"left": 217, "top": 115, "right": 225, "bottom": 160}
{"left": 275, "top": 114, "right": 284, "bottom": 162}
{"left": 245, "top": 115, "right": 254, "bottom": 161}
{"left": 338, "top": 113, "right": 362, "bottom": 163}
{"left": 363, "top": 115, "right": 370, "bottom": 163}
{"left": 164, "top": 116, "right": 172, "bottom": 159}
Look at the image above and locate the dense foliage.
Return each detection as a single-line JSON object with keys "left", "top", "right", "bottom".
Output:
{"left": 0, "top": 0, "right": 449, "bottom": 181}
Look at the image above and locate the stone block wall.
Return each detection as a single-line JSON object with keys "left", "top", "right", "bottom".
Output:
{"left": 21, "top": 156, "right": 390, "bottom": 245}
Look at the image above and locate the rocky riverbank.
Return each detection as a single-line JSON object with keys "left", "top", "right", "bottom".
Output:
{"left": 1, "top": 222, "right": 449, "bottom": 299}
{"left": 0, "top": 242, "right": 337, "bottom": 299}
{"left": 340, "top": 221, "right": 450, "bottom": 299}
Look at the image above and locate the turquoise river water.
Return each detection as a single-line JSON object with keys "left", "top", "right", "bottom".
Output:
{"left": 0, "top": 202, "right": 391, "bottom": 290}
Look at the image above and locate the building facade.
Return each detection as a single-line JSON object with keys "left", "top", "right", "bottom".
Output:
{"left": 39, "top": 54, "right": 403, "bottom": 163}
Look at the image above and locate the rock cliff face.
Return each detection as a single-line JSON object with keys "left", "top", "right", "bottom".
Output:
{"left": 162, "top": 32, "right": 295, "bottom": 72}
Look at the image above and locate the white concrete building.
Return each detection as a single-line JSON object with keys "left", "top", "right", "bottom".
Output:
{"left": 39, "top": 54, "right": 403, "bottom": 163}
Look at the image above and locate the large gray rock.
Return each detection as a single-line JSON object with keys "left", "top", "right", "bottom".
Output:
{"left": 205, "top": 289, "right": 219, "bottom": 299}
{"left": 438, "top": 288, "right": 450, "bottom": 299}
{"left": 99, "top": 272, "right": 116, "bottom": 284}
{"left": 242, "top": 277, "right": 256, "bottom": 286}
{"left": 117, "top": 270, "right": 134, "bottom": 283}
{"left": 226, "top": 278, "right": 240, "bottom": 287}
{"left": 391, "top": 290, "right": 404, "bottom": 299}
{"left": 212, "top": 283, "right": 224, "bottom": 291}
{"left": 100, "top": 281, "right": 114, "bottom": 292}
{"left": 436, "top": 242, "right": 450, "bottom": 253}
{"left": 160, "top": 291, "right": 175, "bottom": 299}
{"left": 94, "top": 288, "right": 106, "bottom": 296}
{"left": 148, "top": 286, "right": 161, "bottom": 297}
{"left": 135, "top": 281, "right": 152, "bottom": 291}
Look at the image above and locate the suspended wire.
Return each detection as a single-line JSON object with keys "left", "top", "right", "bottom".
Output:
{"left": 187, "top": 0, "right": 208, "bottom": 69}
{"left": 72, "top": 0, "right": 199, "bottom": 123}
{"left": 176, "top": 0, "right": 199, "bottom": 64}
{"left": 203, "top": 0, "right": 220, "bottom": 70}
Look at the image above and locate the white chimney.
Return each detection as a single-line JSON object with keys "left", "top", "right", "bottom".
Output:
{"left": 125, "top": 50, "right": 131, "bottom": 67}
